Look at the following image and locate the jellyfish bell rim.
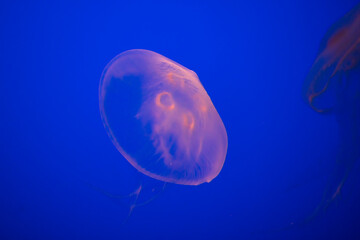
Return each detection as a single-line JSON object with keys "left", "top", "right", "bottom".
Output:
{"left": 99, "top": 118, "right": 225, "bottom": 186}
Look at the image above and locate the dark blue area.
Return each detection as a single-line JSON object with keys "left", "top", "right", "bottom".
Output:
{"left": 1, "top": 0, "right": 359, "bottom": 239}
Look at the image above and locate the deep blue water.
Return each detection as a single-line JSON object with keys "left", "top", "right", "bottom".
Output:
{"left": 1, "top": 0, "right": 360, "bottom": 239}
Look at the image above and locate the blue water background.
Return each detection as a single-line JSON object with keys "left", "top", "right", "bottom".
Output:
{"left": 1, "top": 0, "right": 360, "bottom": 239}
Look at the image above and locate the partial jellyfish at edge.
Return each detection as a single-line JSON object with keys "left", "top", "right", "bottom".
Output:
{"left": 303, "top": 3, "right": 360, "bottom": 219}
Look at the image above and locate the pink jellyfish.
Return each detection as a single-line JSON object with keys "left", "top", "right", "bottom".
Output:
{"left": 99, "top": 49, "right": 228, "bottom": 186}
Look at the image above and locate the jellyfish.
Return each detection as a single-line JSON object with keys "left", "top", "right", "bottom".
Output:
{"left": 99, "top": 49, "right": 228, "bottom": 187}
{"left": 303, "top": 3, "right": 360, "bottom": 216}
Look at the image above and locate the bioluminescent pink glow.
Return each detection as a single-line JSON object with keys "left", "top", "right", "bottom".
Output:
{"left": 99, "top": 49, "right": 227, "bottom": 185}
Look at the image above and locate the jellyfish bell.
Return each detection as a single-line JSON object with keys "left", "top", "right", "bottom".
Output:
{"left": 99, "top": 49, "right": 228, "bottom": 186}
{"left": 302, "top": 3, "right": 360, "bottom": 113}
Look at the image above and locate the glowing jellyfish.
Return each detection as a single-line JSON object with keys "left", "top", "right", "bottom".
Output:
{"left": 303, "top": 3, "right": 360, "bottom": 113}
{"left": 303, "top": 3, "right": 360, "bottom": 211}
{"left": 99, "top": 49, "right": 228, "bottom": 186}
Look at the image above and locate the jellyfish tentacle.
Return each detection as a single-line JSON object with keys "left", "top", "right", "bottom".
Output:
{"left": 83, "top": 180, "right": 135, "bottom": 200}
{"left": 83, "top": 178, "right": 168, "bottom": 223}
{"left": 123, "top": 184, "right": 142, "bottom": 224}
{"left": 135, "top": 182, "right": 167, "bottom": 207}
{"left": 82, "top": 180, "right": 142, "bottom": 222}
